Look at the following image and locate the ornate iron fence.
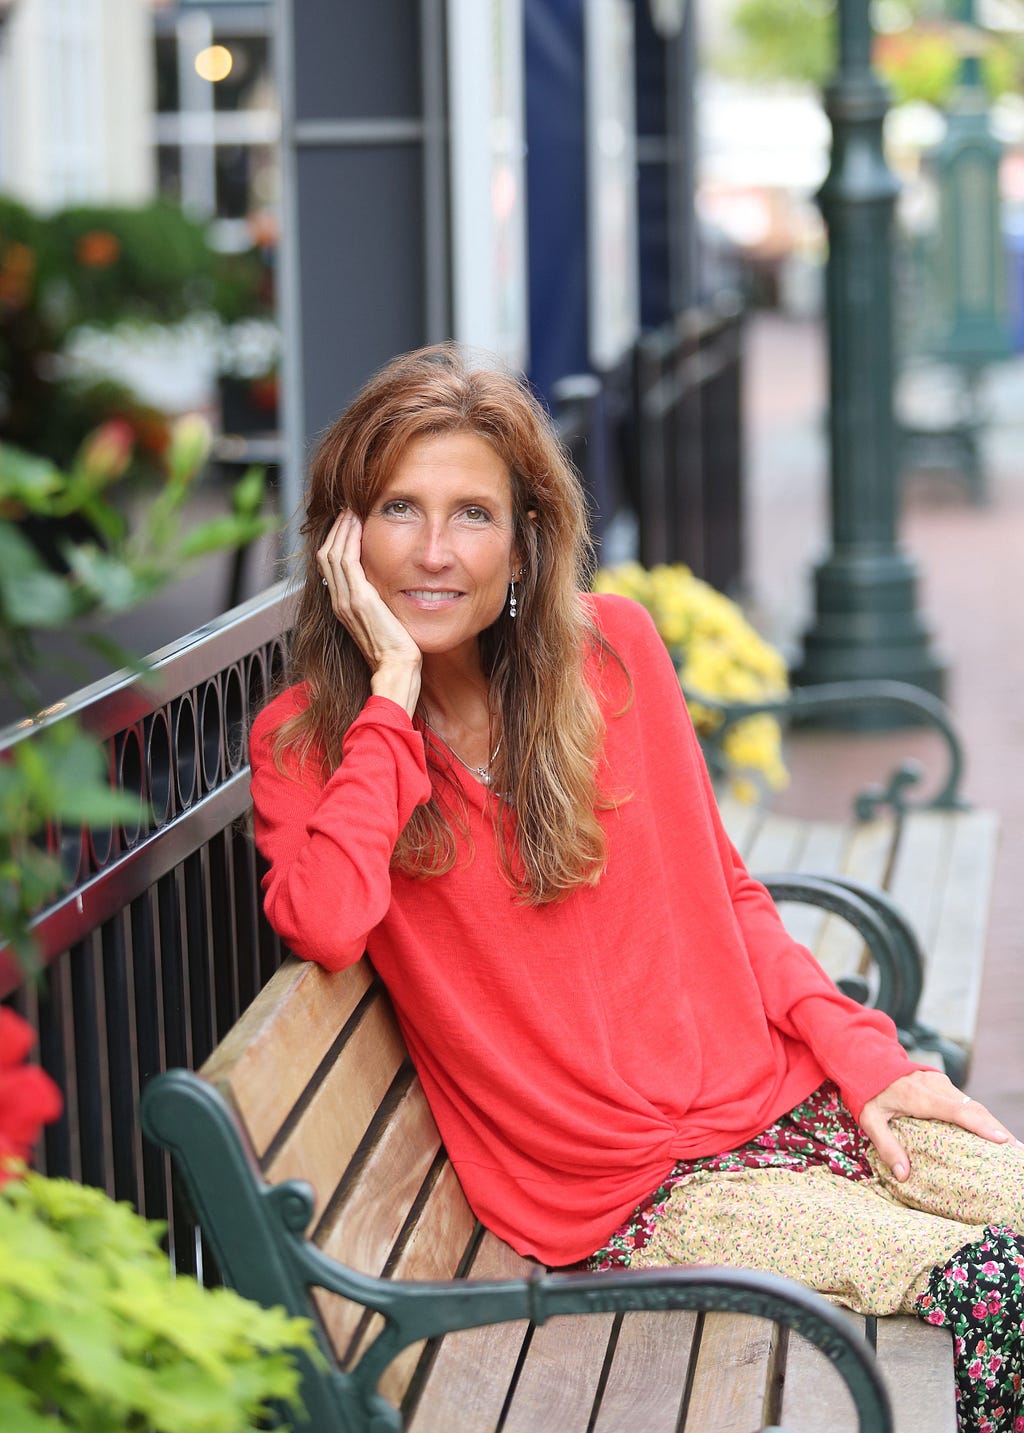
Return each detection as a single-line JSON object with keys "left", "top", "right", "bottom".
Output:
{"left": 632, "top": 297, "right": 744, "bottom": 593}
{"left": 1, "top": 584, "right": 294, "bottom": 1274}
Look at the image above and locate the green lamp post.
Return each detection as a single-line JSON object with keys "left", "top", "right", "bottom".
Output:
{"left": 898, "top": 0, "right": 1009, "bottom": 503}
{"left": 793, "top": 0, "right": 945, "bottom": 703}
{"left": 931, "top": 0, "right": 1009, "bottom": 369}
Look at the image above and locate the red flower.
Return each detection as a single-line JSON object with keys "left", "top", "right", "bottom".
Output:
{"left": 75, "top": 229, "right": 120, "bottom": 268}
{"left": 0, "top": 1008, "right": 62, "bottom": 1184}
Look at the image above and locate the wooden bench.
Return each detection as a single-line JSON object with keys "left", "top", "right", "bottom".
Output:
{"left": 142, "top": 916, "right": 959, "bottom": 1433}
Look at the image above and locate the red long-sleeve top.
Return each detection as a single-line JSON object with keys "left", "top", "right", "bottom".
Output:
{"left": 249, "top": 594, "right": 920, "bottom": 1265}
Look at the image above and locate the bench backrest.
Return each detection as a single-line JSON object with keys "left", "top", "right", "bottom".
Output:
{"left": 202, "top": 953, "right": 487, "bottom": 1406}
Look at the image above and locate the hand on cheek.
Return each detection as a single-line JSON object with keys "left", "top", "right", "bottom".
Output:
{"left": 317, "top": 512, "right": 423, "bottom": 716}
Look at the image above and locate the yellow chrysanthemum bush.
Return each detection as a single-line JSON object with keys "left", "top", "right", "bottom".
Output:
{"left": 592, "top": 562, "right": 789, "bottom": 800}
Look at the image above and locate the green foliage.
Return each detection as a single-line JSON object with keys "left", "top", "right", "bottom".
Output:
{"left": 877, "top": 31, "right": 960, "bottom": 105}
{"left": 876, "top": 28, "right": 1023, "bottom": 106}
{"left": 714, "top": 1, "right": 1022, "bottom": 103}
{"left": 0, "top": 417, "right": 278, "bottom": 965}
{"left": 0, "top": 1171, "right": 315, "bottom": 1431}
{"left": 0, "top": 193, "right": 273, "bottom": 471}
{"left": 721, "top": 0, "right": 837, "bottom": 86}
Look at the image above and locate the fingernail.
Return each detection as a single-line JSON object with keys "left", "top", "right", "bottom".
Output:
{"left": 892, "top": 1162, "right": 907, "bottom": 1180}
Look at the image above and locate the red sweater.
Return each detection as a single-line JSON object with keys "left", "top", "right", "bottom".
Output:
{"left": 250, "top": 594, "right": 919, "bottom": 1265}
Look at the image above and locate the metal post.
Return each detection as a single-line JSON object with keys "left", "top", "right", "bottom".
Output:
{"left": 794, "top": 1, "right": 945, "bottom": 701}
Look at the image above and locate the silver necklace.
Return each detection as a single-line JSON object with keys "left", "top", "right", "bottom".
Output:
{"left": 420, "top": 713, "right": 501, "bottom": 786}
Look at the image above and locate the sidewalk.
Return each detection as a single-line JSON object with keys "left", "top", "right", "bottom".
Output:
{"left": 743, "top": 312, "right": 1024, "bottom": 1131}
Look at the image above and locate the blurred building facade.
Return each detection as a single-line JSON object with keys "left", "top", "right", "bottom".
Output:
{"left": 0, "top": 0, "right": 740, "bottom": 581}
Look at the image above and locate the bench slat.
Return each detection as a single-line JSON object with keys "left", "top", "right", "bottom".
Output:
{"left": 590, "top": 1310, "right": 695, "bottom": 1432}
{"left": 407, "top": 1234, "right": 533, "bottom": 1433}
{"left": 313, "top": 1077, "right": 444, "bottom": 1360}
{"left": 810, "top": 818, "right": 897, "bottom": 983}
{"left": 716, "top": 793, "right": 764, "bottom": 858}
{"left": 202, "top": 956, "right": 373, "bottom": 1155}
{"left": 265, "top": 989, "right": 407, "bottom": 1221}
{"left": 754, "top": 815, "right": 850, "bottom": 962}
{"left": 681, "top": 1312, "right": 777, "bottom": 1431}
{"left": 741, "top": 812, "right": 804, "bottom": 872}
{"left": 886, "top": 810, "right": 950, "bottom": 957}
{"left": 776, "top": 819, "right": 849, "bottom": 957}
{"left": 776, "top": 1317, "right": 868, "bottom": 1432}
{"left": 683, "top": 1312, "right": 777, "bottom": 1432}
{"left": 911, "top": 809, "right": 998, "bottom": 1047}
{"left": 875, "top": 1316, "right": 956, "bottom": 1433}
{"left": 357, "top": 1160, "right": 480, "bottom": 1405}
{"left": 501, "top": 1313, "right": 617, "bottom": 1433}
{"left": 318, "top": 1074, "right": 442, "bottom": 1272}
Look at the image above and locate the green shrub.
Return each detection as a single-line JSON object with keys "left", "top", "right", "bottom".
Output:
{"left": 0, "top": 1171, "right": 316, "bottom": 1431}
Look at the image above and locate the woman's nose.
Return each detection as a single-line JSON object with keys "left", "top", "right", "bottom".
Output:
{"left": 417, "top": 519, "right": 452, "bottom": 569}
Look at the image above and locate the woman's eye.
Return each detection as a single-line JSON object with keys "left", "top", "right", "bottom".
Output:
{"left": 463, "top": 506, "right": 490, "bottom": 523}
{"left": 381, "top": 500, "right": 411, "bottom": 517}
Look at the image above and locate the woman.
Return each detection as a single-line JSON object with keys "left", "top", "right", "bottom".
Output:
{"left": 251, "top": 343, "right": 1024, "bottom": 1432}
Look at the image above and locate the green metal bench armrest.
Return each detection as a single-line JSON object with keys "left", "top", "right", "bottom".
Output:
{"left": 759, "top": 873, "right": 968, "bottom": 1082}
{"left": 684, "top": 678, "right": 967, "bottom": 817}
{"left": 141, "top": 1069, "right": 892, "bottom": 1433}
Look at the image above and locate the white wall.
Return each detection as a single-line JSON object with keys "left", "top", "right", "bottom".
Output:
{"left": 447, "top": 0, "right": 529, "bottom": 369}
{"left": 0, "top": 0, "right": 154, "bottom": 209}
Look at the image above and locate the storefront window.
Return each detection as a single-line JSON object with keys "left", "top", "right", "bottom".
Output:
{"left": 151, "top": 5, "right": 279, "bottom": 234}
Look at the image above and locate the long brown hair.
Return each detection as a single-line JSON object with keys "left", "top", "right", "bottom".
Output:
{"left": 272, "top": 342, "right": 620, "bottom": 902}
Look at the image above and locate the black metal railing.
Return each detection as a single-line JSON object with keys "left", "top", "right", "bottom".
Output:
{"left": 1, "top": 584, "right": 295, "bottom": 1274}
{"left": 631, "top": 296, "right": 744, "bottom": 593}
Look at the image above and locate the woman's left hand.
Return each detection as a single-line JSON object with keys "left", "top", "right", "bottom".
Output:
{"left": 860, "top": 1070, "right": 1020, "bottom": 1182}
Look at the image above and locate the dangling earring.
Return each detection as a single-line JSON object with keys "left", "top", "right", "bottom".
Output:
{"left": 508, "top": 577, "right": 517, "bottom": 619}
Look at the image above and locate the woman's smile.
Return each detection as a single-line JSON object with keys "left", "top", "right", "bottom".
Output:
{"left": 402, "top": 587, "right": 465, "bottom": 605}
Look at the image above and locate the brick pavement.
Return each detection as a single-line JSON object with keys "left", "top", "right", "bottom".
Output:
{"left": 743, "top": 312, "right": 1024, "bottom": 1131}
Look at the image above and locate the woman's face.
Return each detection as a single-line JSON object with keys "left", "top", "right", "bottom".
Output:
{"left": 359, "top": 431, "right": 521, "bottom": 665}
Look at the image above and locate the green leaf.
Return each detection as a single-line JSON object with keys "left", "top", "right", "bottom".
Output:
{"left": 61, "top": 543, "right": 152, "bottom": 613}
{"left": 0, "top": 1371, "right": 56, "bottom": 1433}
{"left": 0, "top": 446, "right": 65, "bottom": 513}
{"left": 0, "top": 522, "right": 55, "bottom": 582}
{"left": 230, "top": 463, "right": 267, "bottom": 518}
{"left": 2, "top": 571, "right": 82, "bottom": 629}
{"left": 0, "top": 724, "right": 145, "bottom": 831}
{"left": 176, "top": 512, "right": 277, "bottom": 561}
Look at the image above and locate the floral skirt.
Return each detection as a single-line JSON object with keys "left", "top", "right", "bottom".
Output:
{"left": 585, "top": 1082, "right": 1024, "bottom": 1433}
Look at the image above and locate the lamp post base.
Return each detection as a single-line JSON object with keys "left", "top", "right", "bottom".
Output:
{"left": 793, "top": 548, "right": 947, "bottom": 717}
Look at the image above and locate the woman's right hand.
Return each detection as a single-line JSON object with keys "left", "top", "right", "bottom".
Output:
{"left": 318, "top": 511, "right": 422, "bottom": 716}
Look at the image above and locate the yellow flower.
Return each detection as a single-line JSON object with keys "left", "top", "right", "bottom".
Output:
{"left": 593, "top": 562, "right": 789, "bottom": 797}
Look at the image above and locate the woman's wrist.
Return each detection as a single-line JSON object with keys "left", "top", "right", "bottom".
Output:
{"left": 370, "top": 659, "right": 422, "bottom": 718}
